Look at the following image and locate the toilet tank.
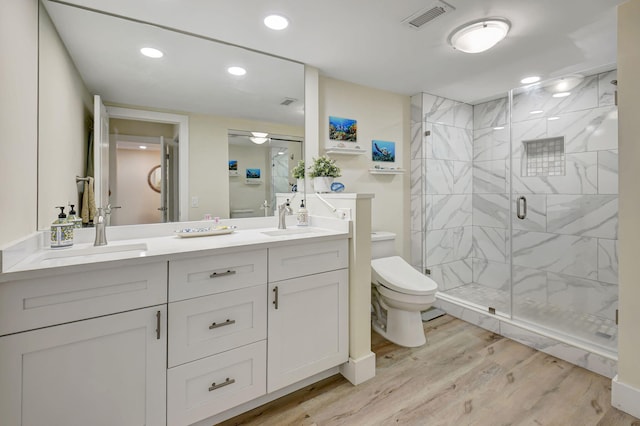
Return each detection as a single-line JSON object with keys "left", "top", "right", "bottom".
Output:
{"left": 371, "top": 231, "right": 396, "bottom": 259}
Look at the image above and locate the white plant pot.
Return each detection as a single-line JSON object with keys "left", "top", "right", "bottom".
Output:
{"left": 296, "top": 178, "right": 305, "bottom": 192}
{"left": 313, "top": 176, "right": 334, "bottom": 193}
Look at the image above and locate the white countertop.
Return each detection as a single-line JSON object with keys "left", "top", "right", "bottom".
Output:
{"left": 0, "top": 216, "right": 350, "bottom": 282}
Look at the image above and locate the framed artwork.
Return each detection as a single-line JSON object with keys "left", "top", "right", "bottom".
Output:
{"left": 229, "top": 160, "right": 239, "bottom": 176}
{"left": 246, "top": 168, "right": 261, "bottom": 179}
{"left": 372, "top": 140, "right": 396, "bottom": 162}
{"left": 329, "top": 116, "right": 357, "bottom": 142}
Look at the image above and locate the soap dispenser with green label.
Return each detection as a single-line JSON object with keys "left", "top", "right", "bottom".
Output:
{"left": 67, "top": 204, "right": 82, "bottom": 229}
{"left": 51, "top": 206, "right": 74, "bottom": 248}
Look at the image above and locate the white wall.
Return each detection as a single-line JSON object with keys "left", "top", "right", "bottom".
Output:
{"left": 38, "top": 3, "right": 93, "bottom": 229}
{"left": 114, "top": 149, "right": 161, "bottom": 225}
{"left": 617, "top": 0, "right": 640, "bottom": 393}
{"left": 318, "top": 77, "right": 411, "bottom": 257}
{"left": 0, "top": 0, "right": 38, "bottom": 247}
{"left": 228, "top": 144, "right": 269, "bottom": 217}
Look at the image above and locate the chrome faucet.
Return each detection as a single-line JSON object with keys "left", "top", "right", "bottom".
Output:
{"left": 94, "top": 204, "right": 121, "bottom": 246}
{"left": 277, "top": 198, "right": 293, "bottom": 229}
{"left": 94, "top": 208, "right": 107, "bottom": 246}
{"left": 104, "top": 204, "right": 121, "bottom": 226}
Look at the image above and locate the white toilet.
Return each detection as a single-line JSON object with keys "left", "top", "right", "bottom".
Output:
{"left": 371, "top": 232, "right": 438, "bottom": 347}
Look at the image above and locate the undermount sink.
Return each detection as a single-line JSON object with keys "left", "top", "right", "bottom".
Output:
{"left": 261, "top": 228, "right": 317, "bottom": 237}
{"left": 41, "top": 242, "right": 148, "bottom": 262}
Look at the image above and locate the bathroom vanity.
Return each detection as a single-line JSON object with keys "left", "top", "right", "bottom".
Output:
{"left": 0, "top": 218, "right": 349, "bottom": 426}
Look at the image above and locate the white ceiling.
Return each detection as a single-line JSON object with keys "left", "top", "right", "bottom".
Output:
{"left": 53, "top": 0, "right": 623, "bottom": 105}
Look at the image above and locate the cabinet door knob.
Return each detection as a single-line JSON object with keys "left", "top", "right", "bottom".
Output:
{"left": 209, "top": 319, "right": 236, "bottom": 330}
{"left": 208, "top": 377, "right": 235, "bottom": 392}
{"left": 209, "top": 270, "right": 236, "bottom": 279}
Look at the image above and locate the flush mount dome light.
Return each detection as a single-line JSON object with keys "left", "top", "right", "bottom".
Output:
{"left": 250, "top": 137, "right": 269, "bottom": 144}
{"left": 140, "top": 47, "right": 163, "bottom": 58}
{"left": 264, "top": 14, "right": 289, "bottom": 30}
{"left": 520, "top": 76, "right": 541, "bottom": 84}
{"left": 227, "top": 66, "right": 247, "bottom": 76}
{"left": 251, "top": 132, "right": 268, "bottom": 138}
{"left": 448, "top": 18, "right": 510, "bottom": 53}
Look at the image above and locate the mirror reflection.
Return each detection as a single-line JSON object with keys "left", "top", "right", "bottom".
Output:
{"left": 38, "top": 0, "right": 304, "bottom": 229}
{"left": 228, "top": 131, "right": 303, "bottom": 218}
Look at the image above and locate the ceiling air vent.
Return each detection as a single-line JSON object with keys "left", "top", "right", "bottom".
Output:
{"left": 280, "top": 97, "right": 297, "bottom": 106}
{"left": 402, "top": 0, "right": 455, "bottom": 30}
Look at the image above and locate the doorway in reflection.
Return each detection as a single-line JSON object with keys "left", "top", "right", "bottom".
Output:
{"left": 110, "top": 118, "right": 179, "bottom": 226}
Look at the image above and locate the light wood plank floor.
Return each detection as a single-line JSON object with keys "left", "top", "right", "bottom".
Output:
{"left": 221, "top": 315, "right": 640, "bottom": 426}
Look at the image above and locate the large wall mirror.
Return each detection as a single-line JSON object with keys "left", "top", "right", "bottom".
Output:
{"left": 38, "top": 0, "right": 304, "bottom": 229}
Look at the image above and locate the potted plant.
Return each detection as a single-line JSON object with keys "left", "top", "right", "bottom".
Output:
{"left": 291, "top": 160, "right": 305, "bottom": 192}
{"left": 308, "top": 155, "right": 341, "bottom": 193}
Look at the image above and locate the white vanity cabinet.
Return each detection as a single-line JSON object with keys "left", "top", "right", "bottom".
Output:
{"left": 0, "top": 262, "right": 168, "bottom": 426}
{"left": 0, "top": 231, "right": 350, "bottom": 426}
{"left": 267, "top": 240, "right": 349, "bottom": 392}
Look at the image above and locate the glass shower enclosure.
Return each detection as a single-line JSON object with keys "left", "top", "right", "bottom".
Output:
{"left": 411, "top": 69, "right": 618, "bottom": 355}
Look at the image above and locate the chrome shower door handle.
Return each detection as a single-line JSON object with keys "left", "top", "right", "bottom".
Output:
{"left": 517, "top": 196, "right": 527, "bottom": 220}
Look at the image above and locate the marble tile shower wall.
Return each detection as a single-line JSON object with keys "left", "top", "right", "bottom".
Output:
{"left": 473, "top": 69, "right": 619, "bottom": 324}
{"left": 411, "top": 69, "right": 618, "bottom": 326}
{"left": 410, "top": 93, "right": 474, "bottom": 291}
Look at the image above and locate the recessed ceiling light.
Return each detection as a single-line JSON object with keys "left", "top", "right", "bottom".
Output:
{"left": 552, "top": 92, "right": 571, "bottom": 98}
{"left": 139, "top": 145, "right": 147, "bottom": 149}
{"left": 547, "top": 117, "right": 560, "bottom": 121}
{"left": 448, "top": 18, "right": 510, "bottom": 53}
{"left": 493, "top": 126, "right": 505, "bottom": 130}
{"left": 278, "top": 151, "right": 285, "bottom": 155}
{"left": 140, "top": 47, "right": 163, "bottom": 58}
{"left": 520, "top": 76, "right": 541, "bottom": 84}
{"left": 250, "top": 137, "right": 269, "bottom": 144}
{"left": 264, "top": 14, "right": 289, "bottom": 30}
{"left": 530, "top": 110, "right": 544, "bottom": 115}
{"left": 227, "top": 66, "right": 247, "bottom": 76}
{"left": 251, "top": 132, "right": 268, "bottom": 138}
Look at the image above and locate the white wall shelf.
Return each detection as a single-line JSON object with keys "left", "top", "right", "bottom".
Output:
{"left": 368, "top": 168, "right": 405, "bottom": 175}
{"left": 245, "top": 180, "right": 263, "bottom": 185}
{"left": 325, "top": 147, "right": 366, "bottom": 155}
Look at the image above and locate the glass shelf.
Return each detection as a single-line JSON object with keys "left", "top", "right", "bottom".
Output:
{"left": 369, "top": 168, "right": 405, "bottom": 175}
{"left": 325, "top": 147, "right": 366, "bottom": 155}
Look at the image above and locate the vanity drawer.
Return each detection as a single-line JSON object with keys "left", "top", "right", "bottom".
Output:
{"left": 167, "top": 340, "right": 266, "bottom": 426}
{"left": 268, "top": 239, "right": 348, "bottom": 282}
{"left": 0, "top": 262, "right": 167, "bottom": 336}
{"left": 168, "top": 285, "right": 267, "bottom": 367}
{"left": 169, "top": 249, "right": 267, "bottom": 302}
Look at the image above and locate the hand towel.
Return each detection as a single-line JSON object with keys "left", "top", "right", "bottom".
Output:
{"left": 81, "top": 177, "right": 96, "bottom": 224}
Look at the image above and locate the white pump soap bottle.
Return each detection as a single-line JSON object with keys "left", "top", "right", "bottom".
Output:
{"left": 297, "top": 200, "right": 308, "bottom": 226}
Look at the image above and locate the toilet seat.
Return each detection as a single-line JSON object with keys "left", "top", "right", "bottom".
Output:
{"left": 371, "top": 256, "right": 438, "bottom": 296}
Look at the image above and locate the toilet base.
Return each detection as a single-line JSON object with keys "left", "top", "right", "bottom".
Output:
{"left": 372, "top": 308, "right": 426, "bottom": 348}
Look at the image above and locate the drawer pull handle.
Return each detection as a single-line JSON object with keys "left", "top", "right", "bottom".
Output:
{"left": 209, "top": 377, "right": 235, "bottom": 392}
{"left": 155, "top": 310, "right": 161, "bottom": 340}
{"left": 273, "top": 286, "right": 279, "bottom": 310}
{"left": 209, "top": 319, "right": 236, "bottom": 330}
{"left": 209, "top": 270, "right": 236, "bottom": 279}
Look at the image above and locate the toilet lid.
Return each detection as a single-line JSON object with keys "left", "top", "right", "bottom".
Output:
{"left": 371, "top": 256, "right": 438, "bottom": 296}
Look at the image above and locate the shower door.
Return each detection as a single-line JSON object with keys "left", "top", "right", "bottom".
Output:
{"left": 508, "top": 71, "right": 619, "bottom": 353}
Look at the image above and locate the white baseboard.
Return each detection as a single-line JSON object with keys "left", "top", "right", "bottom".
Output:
{"left": 339, "top": 352, "right": 376, "bottom": 385}
{"left": 612, "top": 375, "right": 640, "bottom": 419}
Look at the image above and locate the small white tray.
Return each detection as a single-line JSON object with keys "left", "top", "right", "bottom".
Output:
{"left": 175, "top": 227, "right": 235, "bottom": 238}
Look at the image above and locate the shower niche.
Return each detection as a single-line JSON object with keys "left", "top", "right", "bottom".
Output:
{"left": 522, "top": 137, "right": 565, "bottom": 177}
